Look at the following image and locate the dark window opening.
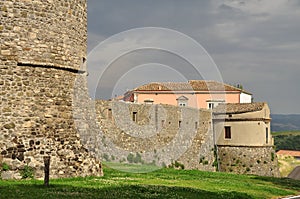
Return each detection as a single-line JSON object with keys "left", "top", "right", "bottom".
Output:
{"left": 209, "top": 103, "right": 214, "bottom": 109}
{"left": 225, "top": 126, "right": 231, "bottom": 139}
{"left": 179, "top": 120, "right": 182, "bottom": 128}
{"left": 266, "top": 127, "right": 269, "bottom": 144}
{"left": 132, "top": 112, "right": 137, "bottom": 122}
{"left": 107, "top": 109, "right": 112, "bottom": 119}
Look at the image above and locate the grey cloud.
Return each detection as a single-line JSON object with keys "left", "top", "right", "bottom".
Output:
{"left": 87, "top": 0, "right": 300, "bottom": 114}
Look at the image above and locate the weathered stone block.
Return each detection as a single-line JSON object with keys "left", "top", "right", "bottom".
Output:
{"left": 1, "top": 50, "right": 11, "bottom": 56}
{"left": 1, "top": 171, "right": 22, "bottom": 180}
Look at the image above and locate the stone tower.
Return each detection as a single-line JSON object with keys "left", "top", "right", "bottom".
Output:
{"left": 0, "top": 0, "right": 102, "bottom": 178}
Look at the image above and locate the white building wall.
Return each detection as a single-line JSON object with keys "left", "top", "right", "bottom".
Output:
{"left": 240, "top": 92, "right": 252, "bottom": 103}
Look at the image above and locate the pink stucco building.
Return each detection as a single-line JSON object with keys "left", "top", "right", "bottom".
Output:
{"left": 123, "top": 80, "right": 252, "bottom": 109}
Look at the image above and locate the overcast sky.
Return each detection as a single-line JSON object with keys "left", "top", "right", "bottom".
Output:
{"left": 87, "top": 0, "right": 300, "bottom": 114}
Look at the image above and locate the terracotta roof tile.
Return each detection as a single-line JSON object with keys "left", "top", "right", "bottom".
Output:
{"left": 277, "top": 150, "right": 300, "bottom": 157}
{"left": 189, "top": 80, "right": 242, "bottom": 92}
{"left": 135, "top": 82, "right": 192, "bottom": 91}
{"left": 134, "top": 80, "right": 249, "bottom": 93}
{"left": 213, "top": 102, "right": 265, "bottom": 114}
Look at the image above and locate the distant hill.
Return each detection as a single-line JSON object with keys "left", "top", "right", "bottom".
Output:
{"left": 271, "top": 114, "right": 300, "bottom": 132}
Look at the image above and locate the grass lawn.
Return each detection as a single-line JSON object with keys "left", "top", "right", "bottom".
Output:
{"left": 0, "top": 164, "right": 300, "bottom": 199}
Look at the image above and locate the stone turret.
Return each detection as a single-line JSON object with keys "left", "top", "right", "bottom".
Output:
{"left": 0, "top": 0, "right": 102, "bottom": 179}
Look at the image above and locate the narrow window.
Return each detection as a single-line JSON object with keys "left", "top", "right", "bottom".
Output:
{"left": 266, "top": 127, "right": 269, "bottom": 144}
{"left": 132, "top": 112, "right": 137, "bottom": 122}
{"left": 225, "top": 126, "right": 231, "bottom": 139}
{"left": 179, "top": 120, "right": 182, "bottom": 128}
{"left": 195, "top": 122, "right": 198, "bottom": 130}
{"left": 107, "top": 109, "right": 112, "bottom": 119}
{"left": 208, "top": 103, "right": 214, "bottom": 109}
{"left": 161, "top": 120, "right": 165, "bottom": 128}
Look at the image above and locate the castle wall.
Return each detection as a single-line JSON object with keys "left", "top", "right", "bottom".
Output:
{"left": 217, "top": 146, "right": 280, "bottom": 177}
{"left": 93, "top": 100, "right": 279, "bottom": 177}
{"left": 95, "top": 100, "right": 215, "bottom": 171}
{"left": 0, "top": 0, "right": 102, "bottom": 179}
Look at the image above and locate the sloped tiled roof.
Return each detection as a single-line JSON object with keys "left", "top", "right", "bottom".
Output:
{"left": 135, "top": 82, "right": 192, "bottom": 91}
{"left": 134, "top": 80, "right": 249, "bottom": 93}
{"left": 277, "top": 150, "right": 300, "bottom": 157}
{"left": 213, "top": 102, "right": 265, "bottom": 114}
{"left": 189, "top": 80, "right": 243, "bottom": 92}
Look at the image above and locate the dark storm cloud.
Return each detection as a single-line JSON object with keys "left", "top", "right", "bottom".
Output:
{"left": 87, "top": 0, "right": 300, "bottom": 114}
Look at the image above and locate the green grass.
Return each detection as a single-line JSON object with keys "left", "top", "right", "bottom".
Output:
{"left": 103, "top": 161, "right": 161, "bottom": 173}
{"left": 1, "top": 165, "right": 300, "bottom": 199}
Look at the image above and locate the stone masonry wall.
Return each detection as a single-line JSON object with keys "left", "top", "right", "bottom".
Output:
{"left": 0, "top": 0, "right": 102, "bottom": 179}
{"left": 93, "top": 100, "right": 280, "bottom": 176}
{"left": 95, "top": 100, "right": 215, "bottom": 171}
{"left": 217, "top": 146, "right": 280, "bottom": 177}
{"left": 0, "top": 0, "right": 87, "bottom": 70}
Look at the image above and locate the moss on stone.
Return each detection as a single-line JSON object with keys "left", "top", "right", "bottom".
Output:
{"left": 2, "top": 6, "right": 7, "bottom": 12}
{"left": 4, "top": 123, "right": 15, "bottom": 129}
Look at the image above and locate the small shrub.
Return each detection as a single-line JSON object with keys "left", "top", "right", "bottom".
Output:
{"left": 20, "top": 165, "right": 34, "bottom": 179}
{"left": 212, "top": 160, "right": 218, "bottom": 168}
{"left": 203, "top": 161, "right": 209, "bottom": 165}
{"left": 2, "top": 162, "right": 10, "bottom": 171}
{"left": 174, "top": 161, "right": 185, "bottom": 169}
{"left": 271, "top": 152, "right": 275, "bottom": 161}
{"left": 127, "top": 153, "right": 134, "bottom": 163}
{"left": 103, "top": 153, "right": 110, "bottom": 161}
{"left": 151, "top": 160, "right": 156, "bottom": 165}
{"left": 111, "top": 155, "right": 115, "bottom": 161}
{"left": 169, "top": 161, "right": 185, "bottom": 169}
{"left": 133, "top": 152, "right": 142, "bottom": 164}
